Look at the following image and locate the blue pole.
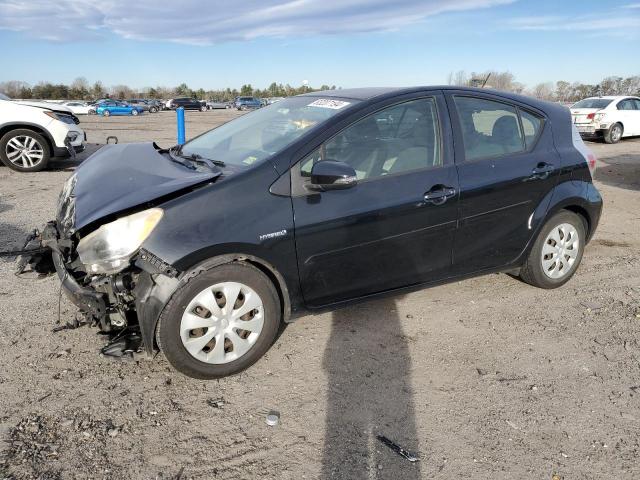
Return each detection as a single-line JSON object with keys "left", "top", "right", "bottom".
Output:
{"left": 176, "top": 107, "right": 186, "bottom": 145}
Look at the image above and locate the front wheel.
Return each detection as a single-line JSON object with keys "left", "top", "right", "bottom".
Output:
{"left": 149, "top": 107, "right": 158, "bottom": 113}
{"left": 102, "top": 109, "right": 110, "bottom": 117}
{"left": 156, "top": 262, "right": 282, "bottom": 379}
{"left": 519, "top": 210, "right": 586, "bottom": 289}
{"left": 200, "top": 105, "right": 207, "bottom": 112}
{"left": 131, "top": 109, "right": 139, "bottom": 116}
{"left": 0, "top": 129, "right": 50, "bottom": 172}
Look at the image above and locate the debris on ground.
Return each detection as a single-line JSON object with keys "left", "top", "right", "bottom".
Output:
{"left": 206, "top": 397, "right": 225, "bottom": 409}
{"left": 376, "top": 434, "right": 419, "bottom": 462}
{"left": 265, "top": 411, "right": 280, "bottom": 426}
{"left": 52, "top": 317, "right": 87, "bottom": 332}
{"left": 100, "top": 327, "right": 142, "bottom": 359}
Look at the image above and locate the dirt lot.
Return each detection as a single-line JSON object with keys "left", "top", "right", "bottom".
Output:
{"left": 1, "top": 110, "right": 639, "bottom": 479}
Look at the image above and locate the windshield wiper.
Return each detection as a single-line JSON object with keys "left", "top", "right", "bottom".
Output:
{"left": 183, "top": 152, "right": 226, "bottom": 168}
{"left": 168, "top": 144, "right": 225, "bottom": 168}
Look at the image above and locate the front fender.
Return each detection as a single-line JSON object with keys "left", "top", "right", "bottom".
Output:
{"left": 134, "top": 250, "right": 295, "bottom": 355}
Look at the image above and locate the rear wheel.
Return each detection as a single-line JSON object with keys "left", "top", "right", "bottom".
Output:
{"left": 604, "top": 123, "right": 623, "bottom": 144}
{"left": 0, "top": 129, "right": 50, "bottom": 172}
{"left": 131, "top": 109, "right": 139, "bottom": 116}
{"left": 103, "top": 109, "right": 111, "bottom": 117}
{"left": 200, "top": 105, "right": 207, "bottom": 112}
{"left": 157, "top": 262, "right": 282, "bottom": 379}
{"left": 149, "top": 106, "right": 158, "bottom": 113}
{"left": 519, "top": 210, "right": 586, "bottom": 288}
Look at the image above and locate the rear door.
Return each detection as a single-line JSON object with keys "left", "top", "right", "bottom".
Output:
{"left": 617, "top": 98, "right": 640, "bottom": 136}
{"left": 291, "top": 93, "right": 459, "bottom": 307}
{"left": 446, "top": 92, "right": 560, "bottom": 274}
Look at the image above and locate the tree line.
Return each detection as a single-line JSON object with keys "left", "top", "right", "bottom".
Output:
{"left": 447, "top": 71, "right": 640, "bottom": 103}
{"left": 0, "top": 77, "right": 338, "bottom": 101}
{"left": 2, "top": 73, "right": 639, "bottom": 103}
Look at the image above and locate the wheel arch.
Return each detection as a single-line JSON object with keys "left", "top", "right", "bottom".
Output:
{"left": 136, "top": 251, "right": 292, "bottom": 355}
{"left": 0, "top": 122, "right": 54, "bottom": 156}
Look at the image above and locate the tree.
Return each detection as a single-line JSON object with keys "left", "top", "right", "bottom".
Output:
{"left": 91, "top": 81, "right": 105, "bottom": 99}
{"left": 447, "top": 70, "right": 469, "bottom": 86}
{"left": 530, "top": 82, "right": 555, "bottom": 100}
{"left": 175, "top": 83, "right": 191, "bottom": 96}
{"left": 240, "top": 84, "right": 253, "bottom": 96}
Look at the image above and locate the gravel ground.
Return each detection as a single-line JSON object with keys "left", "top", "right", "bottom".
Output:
{"left": 1, "top": 111, "right": 639, "bottom": 479}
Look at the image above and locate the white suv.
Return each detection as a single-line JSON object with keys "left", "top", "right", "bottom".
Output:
{"left": 571, "top": 95, "right": 640, "bottom": 144}
{"left": 0, "top": 93, "right": 86, "bottom": 172}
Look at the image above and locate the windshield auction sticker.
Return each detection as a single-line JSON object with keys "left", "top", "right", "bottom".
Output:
{"left": 307, "top": 99, "right": 351, "bottom": 109}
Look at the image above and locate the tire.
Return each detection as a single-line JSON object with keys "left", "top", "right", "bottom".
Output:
{"left": 225, "top": 105, "right": 231, "bottom": 109}
{"left": 604, "top": 123, "right": 623, "bottom": 144}
{"left": 131, "top": 109, "right": 139, "bottom": 116}
{"left": 0, "top": 129, "right": 50, "bottom": 172}
{"left": 157, "top": 262, "right": 282, "bottom": 379}
{"left": 103, "top": 109, "right": 111, "bottom": 117}
{"left": 200, "top": 105, "right": 207, "bottom": 112}
{"left": 519, "top": 210, "right": 586, "bottom": 289}
{"left": 150, "top": 107, "right": 158, "bottom": 113}
{"left": 88, "top": 109, "right": 96, "bottom": 115}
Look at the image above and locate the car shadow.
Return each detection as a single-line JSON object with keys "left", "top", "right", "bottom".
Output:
{"left": 321, "top": 297, "right": 421, "bottom": 479}
{"left": 593, "top": 153, "right": 640, "bottom": 192}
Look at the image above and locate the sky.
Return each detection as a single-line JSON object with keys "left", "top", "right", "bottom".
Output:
{"left": 0, "top": 0, "right": 638, "bottom": 90}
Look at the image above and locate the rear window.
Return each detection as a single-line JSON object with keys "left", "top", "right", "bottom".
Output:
{"left": 572, "top": 98, "right": 612, "bottom": 109}
{"left": 453, "top": 96, "right": 525, "bottom": 161}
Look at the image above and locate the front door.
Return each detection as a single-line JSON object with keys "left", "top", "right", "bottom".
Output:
{"left": 446, "top": 92, "right": 560, "bottom": 274}
{"left": 291, "top": 94, "right": 459, "bottom": 308}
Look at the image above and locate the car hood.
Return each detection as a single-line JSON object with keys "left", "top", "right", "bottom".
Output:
{"left": 61, "top": 142, "right": 221, "bottom": 234}
{"left": 16, "top": 100, "right": 73, "bottom": 114}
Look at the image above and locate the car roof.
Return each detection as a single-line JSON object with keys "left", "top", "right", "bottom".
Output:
{"left": 300, "top": 86, "right": 562, "bottom": 111}
{"left": 580, "top": 95, "right": 639, "bottom": 100}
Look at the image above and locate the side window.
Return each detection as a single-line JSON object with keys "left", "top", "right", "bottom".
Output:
{"left": 300, "top": 98, "right": 441, "bottom": 182}
{"left": 453, "top": 96, "right": 525, "bottom": 161}
{"left": 520, "top": 110, "right": 544, "bottom": 148}
{"left": 617, "top": 99, "right": 633, "bottom": 110}
{"left": 633, "top": 99, "right": 640, "bottom": 110}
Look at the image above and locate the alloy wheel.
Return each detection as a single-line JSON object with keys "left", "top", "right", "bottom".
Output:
{"left": 541, "top": 222, "right": 580, "bottom": 279}
{"left": 611, "top": 125, "right": 622, "bottom": 142}
{"left": 179, "top": 281, "right": 265, "bottom": 364}
{"left": 5, "top": 135, "right": 45, "bottom": 169}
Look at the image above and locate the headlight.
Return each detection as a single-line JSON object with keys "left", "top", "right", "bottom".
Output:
{"left": 77, "top": 208, "right": 163, "bottom": 274}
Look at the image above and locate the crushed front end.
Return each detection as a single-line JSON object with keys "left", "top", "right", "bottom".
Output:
{"left": 19, "top": 174, "right": 180, "bottom": 356}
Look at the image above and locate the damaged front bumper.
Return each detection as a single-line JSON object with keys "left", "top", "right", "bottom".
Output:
{"left": 18, "top": 221, "right": 179, "bottom": 356}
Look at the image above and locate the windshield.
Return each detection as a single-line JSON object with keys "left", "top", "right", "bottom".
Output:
{"left": 572, "top": 98, "right": 612, "bottom": 109}
{"left": 181, "top": 96, "right": 357, "bottom": 167}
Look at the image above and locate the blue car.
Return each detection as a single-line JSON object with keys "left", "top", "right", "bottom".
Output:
{"left": 96, "top": 101, "right": 145, "bottom": 117}
{"left": 234, "top": 96, "right": 262, "bottom": 111}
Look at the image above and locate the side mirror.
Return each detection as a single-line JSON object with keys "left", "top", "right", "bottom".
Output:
{"left": 308, "top": 160, "right": 358, "bottom": 191}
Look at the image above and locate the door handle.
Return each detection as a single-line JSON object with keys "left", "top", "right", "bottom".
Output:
{"left": 529, "top": 162, "right": 554, "bottom": 180}
{"left": 424, "top": 185, "right": 457, "bottom": 205}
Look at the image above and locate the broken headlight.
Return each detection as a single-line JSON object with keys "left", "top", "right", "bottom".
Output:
{"left": 77, "top": 208, "right": 163, "bottom": 274}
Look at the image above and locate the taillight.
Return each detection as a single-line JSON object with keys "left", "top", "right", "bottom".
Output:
{"left": 572, "top": 124, "right": 597, "bottom": 177}
{"left": 586, "top": 113, "right": 595, "bottom": 120}
{"left": 586, "top": 152, "right": 597, "bottom": 175}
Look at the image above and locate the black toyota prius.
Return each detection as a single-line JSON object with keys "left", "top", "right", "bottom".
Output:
{"left": 22, "top": 87, "right": 602, "bottom": 379}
